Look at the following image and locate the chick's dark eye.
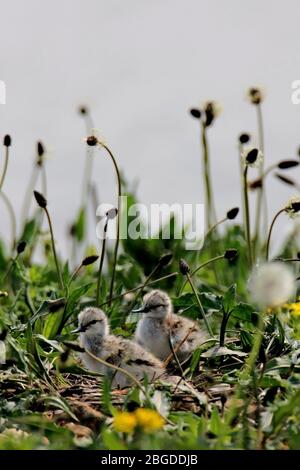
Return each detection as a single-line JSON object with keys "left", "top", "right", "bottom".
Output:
{"left": 82, "top": 319, "right": 102, "bottom": 330}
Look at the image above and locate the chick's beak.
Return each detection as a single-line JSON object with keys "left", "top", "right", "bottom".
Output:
{"left": 70, "top": 326, "right": 83, "bottom": 334}
{"left": 132, "top": 306, "right": 146, "bottom": 314}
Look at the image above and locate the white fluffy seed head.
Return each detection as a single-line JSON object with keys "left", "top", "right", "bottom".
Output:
{"left": 248, "top": 262, "right": 295, "bottom": 308}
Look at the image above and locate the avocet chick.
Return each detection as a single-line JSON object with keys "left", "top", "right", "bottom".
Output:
{"left": 73, "top": 307, "right": 165, "bottom": 388}
{"left": 134, "top": 290, "right": 207, "bottom": 362}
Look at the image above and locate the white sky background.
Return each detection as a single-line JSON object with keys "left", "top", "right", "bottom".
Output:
{"left": 1, "top": 0, "right": 300, "bottom": 258}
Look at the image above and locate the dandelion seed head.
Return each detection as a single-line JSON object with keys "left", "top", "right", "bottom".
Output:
{"left": 249, "top": 262, "right": 295, "bottom": 308}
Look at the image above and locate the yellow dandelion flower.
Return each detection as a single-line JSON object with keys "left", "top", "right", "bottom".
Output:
{"left": 286, "top": 301, "right": 300, "bottom": 316}
{"left": 113, "top": 412, "right": 137, "bottom": 434}
{"left": 134, "top": 408, "right": 165, "bottom": 433}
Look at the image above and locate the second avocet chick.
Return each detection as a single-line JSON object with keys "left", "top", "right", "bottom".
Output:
{"left": 73, "top": 307, "right": 165, "bottom": 388}
{"left": 134, "top": 290, "right": 207, "bottom": 362}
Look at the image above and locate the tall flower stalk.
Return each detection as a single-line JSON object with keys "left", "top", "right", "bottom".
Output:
{"left": 190, "top": 102, "right": 220, "bottom": 230}
{"left": 247, "top": 87, "right": 266, "bottom": 254}
{"left": 0, "top": 136, "right": 16, "bottom": 252}
{"left": 242, "top": 147, "right": 263, "bottom": 268}
{"left": 33, "top": 191, "right": 64, "bottom": 290}
{"left": 179, "top": 259, "right": 213, "bottom": 337}
{"left": 79, "top": 106, "right": 94, "bottom": 208}
{"left": 21, "top": 141, "right": 47, "bottom": 231}
{"left": 238, "top": 133, "right": 251, "bottom": 231}
{"left": 86, "top": 136, "right": 122, "bottom": 304}
{"left": 266, "top": 197, "right": 300, "bottom": 260}
{"left": 0, "top": 135, "right": 11, "bottom": 191}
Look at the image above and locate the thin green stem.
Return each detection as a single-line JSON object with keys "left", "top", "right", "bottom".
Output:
{"left": 205, "top": 217, "right": 227, "bottom": 240}
{"left": 254, "top": 103, "right": 267, "bottom": 253}
{"left": 0, "top": 146, "right": 9, "bottom": 191}
{"left": 0, "top": 191, "right": 16, "bottom": 253}
{"left": 219, "top": 310, "right": 231, "bottom": 347}
{"left": 96, "top": 222, "right": 108, "bottom": 307}
{"left": 225, "top": 311, "right": 265, "bottom": 431}
{"left": 20, "top": 165, "right": 39, "bottom": 230}
{"left": 125, "top": 263, "right": 160, "bottom": 314}
{"left": 85, "top": 349, "right": 146, "bottom": 394}
{"left": 179, "top": 254, "right": 224, "bottom": 295}
{"left": 81, "top": 113, "right": 94, "bottom": 207}
{"left": 100, "top": 144, "right": 121, "bottom": 305}
{"left": 201, "top": 123, "right": 217, "bottom": 230}
{"left": 238, "top": 143, "right": 247, "bottom": 233}
{"left": 67, "top": 264, "right": 83, "bottom": 289}
{"left": 265, "top": 209, "right": 285, "bottom": 261}
{"left": 243, "top": 166, "right": 253, "bottom": 268}
{"left": 99, "top": 272, "right": 178, "bottom": 308}
{"left": 44, "top": 207, "right": 64, "bottom": 290}
{"left": 186, "top": 272, "right": 213, "bottom": 337}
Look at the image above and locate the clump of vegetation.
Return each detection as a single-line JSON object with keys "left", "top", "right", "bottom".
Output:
{"left": 1, "top": 89, "right": 300, "bottom": 450}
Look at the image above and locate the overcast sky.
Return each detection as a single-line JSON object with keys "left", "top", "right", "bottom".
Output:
{"left": 1, "top": 0, "right": 300, "bottom": 256}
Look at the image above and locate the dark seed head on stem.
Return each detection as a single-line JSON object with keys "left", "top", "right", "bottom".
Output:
{"left": 33, "top": 190, "right": 47, "bottom": 208}
{"left": 224, "top": 249, "right": 238, "bottom": 261}
{"left": 189, "top": 108, "right": 201, "bottom": 119}
{"left": 3, "top": 135, "right": 11, "bottom": 147}
{"left": 16, "top": 240, "right": 26, "bottom": 254}
{"left": 247, "top": 87, "right": 264, "bottom": 105}
{"left": 277, "top": 160, "right": 299, "bottom": 170}
{"left": 246, "top": 148, "right": 259, "bottom": 164}
{"left": 275, "top": 174, "right": 295, "bottom": 186}
{"left": 86, "top": 135, "right": 98, "bottom": 147}
{"left": 226, "top": 207, "right": 239, "bottom": 220}
{"left": 158, "top": 252, "right": 173, "bottom": 267}
{"left": 239, "top": 133, "right": 250, "bottom": 144}
{"left": 48, "top": 298, "right": 66, "bottom": 312}
{"left": 291, "top": 202, "right": 300, "bottom": 213}
{"left": 79, "top": 105, "right": 89, "bottom": 115}
{"left": 82, "top": 255, "right": 99, "bottom": 266}
{"left": 37, "top": 141, "right": 44, "bottom": 157}
{"left": 179, "top": 259, "right": 190, "bottom": 275}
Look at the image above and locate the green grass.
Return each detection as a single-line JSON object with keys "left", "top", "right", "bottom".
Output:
{"left": 1, "top": 98, "right": 300, "bottom": 450}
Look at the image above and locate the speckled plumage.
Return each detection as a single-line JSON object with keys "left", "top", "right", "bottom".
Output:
{"left": 77, "top": 307, "right": 166, "bottom": 388}
{"left": 134, "top": 290, "right": 207, "bottom": 362}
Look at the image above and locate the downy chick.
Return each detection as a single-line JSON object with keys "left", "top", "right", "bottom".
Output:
{"left": 134, "top": 290, "right": 207, "bottom": 362}
{"left": 74, "top": 307, "right": 166, "bottom": 388}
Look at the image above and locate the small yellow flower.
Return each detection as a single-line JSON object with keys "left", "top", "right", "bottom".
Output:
{"left": 285, "top": 300, "right": 300, "bottom": 316}
{"left": 134, "top": 408, "right": 165, "bottom": 433}
{"left": 113, "top": 412, "right": 137, "bottom": 434}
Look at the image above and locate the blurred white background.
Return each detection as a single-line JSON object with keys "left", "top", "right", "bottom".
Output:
{"left": 1, "top": 0, "right": 300, "bottom": 256}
